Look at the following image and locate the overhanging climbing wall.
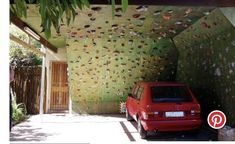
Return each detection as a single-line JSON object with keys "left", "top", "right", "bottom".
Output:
{"left": 66, "top": 5, "right": 214, "bottom": 113}
{"left": 67, "top": 38, "right": 176, "bottom": 113}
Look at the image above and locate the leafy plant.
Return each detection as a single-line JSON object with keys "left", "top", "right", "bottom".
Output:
{"left": 10, "top": 0, "right": 129, "bottom": 39}
{"left": 10, "top": 46, "right": 42, "bottom": 67}
{"left": 119, "top": 94, "right": 127, "bottom": 113}
{"left": 119, "top": 101, "right": 126, "bottom": 113}
{"left": 12, "top": 95, "right": 27, "bottom": 125}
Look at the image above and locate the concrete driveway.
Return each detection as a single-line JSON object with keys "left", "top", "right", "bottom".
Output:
{"left": 10, "top": 114, "right": 217, "bottom": 143}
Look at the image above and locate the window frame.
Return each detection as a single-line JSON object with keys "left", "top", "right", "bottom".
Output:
{"left": 136, "top": 86, "right": 144, "bottom": 101}
{"left": 133, "top": 85, "right": 140, "bottom": 99}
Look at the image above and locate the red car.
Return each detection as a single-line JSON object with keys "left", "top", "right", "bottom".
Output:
{"left": 126, "top": 82, "right": 202, "bottom": 139}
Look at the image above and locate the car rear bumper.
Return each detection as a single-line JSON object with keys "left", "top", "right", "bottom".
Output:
{"left": 141, "top": 119, "right": 202, "bottom": 131}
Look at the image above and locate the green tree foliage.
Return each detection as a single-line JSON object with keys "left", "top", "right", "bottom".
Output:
{"left": 10, "top": 0, "right": 128, "bottom": 39}
{"left": 10, "top": 24, "right": 42, "bottom": 67}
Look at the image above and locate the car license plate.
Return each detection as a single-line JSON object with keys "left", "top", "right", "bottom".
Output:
{"left": 165, "top": 111, "right": 184, "bottom": 117}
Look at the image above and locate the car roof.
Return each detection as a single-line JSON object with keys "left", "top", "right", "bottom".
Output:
{"left": 137, "top": 82, "right": 186, "bottom": 87}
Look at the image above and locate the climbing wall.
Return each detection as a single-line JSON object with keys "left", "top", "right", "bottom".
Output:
{"left": 174, "top": 9, "right": 235, "bottom": 126}
{"left": 66, "top": 5, "right": 212, "bottom": 113}
{"left": 66, "top": 5, "right": 214, "bottom": 113}
{"left": 67, "top": 38, "right": 176, "bottom": 113}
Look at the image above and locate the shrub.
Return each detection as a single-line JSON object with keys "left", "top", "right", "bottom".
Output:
{"left": 12, "top": 96, "right": 27, "bottom": 125}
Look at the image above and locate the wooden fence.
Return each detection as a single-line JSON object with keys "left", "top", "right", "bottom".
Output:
{"left": 10, "top": 66, "right": 47, "bottom": 114}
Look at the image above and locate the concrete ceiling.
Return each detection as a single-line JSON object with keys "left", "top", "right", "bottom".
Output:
{"left": 21, "top": 5, "right": 215, "bottom": 48}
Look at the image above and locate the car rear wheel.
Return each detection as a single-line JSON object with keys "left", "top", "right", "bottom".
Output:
{"left": 138, "top": 118, "right": 147, "bottom": 139}
{"left": 126, "top": 109, "right": 133, "bottom": 121}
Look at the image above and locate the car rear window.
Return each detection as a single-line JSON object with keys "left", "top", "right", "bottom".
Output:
{"left": 151, "top": 86, "right": 192, "bottom": 103}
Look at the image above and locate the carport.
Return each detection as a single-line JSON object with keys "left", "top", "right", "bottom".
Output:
{"left": 10, "top": 0, "right": 235, "bottom": 142}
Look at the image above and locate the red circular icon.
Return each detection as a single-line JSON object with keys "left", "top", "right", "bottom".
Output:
{"left": 207, "top": 110, "right": 226, "bottom": 129}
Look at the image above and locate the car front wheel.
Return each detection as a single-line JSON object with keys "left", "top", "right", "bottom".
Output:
{"left": 138, "top": 118, "right": 147, "bottom": 139}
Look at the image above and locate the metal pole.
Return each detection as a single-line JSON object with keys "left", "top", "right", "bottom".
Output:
{"left": 39, "top": 45, "right": 46, "bottom": 114}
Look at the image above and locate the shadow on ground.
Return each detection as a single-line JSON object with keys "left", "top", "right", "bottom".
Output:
{"left": 130, "top": 121, "right": 217, "bottom": 141}
{"left": 10, "top": 124, "right": 54, "bottom": 141}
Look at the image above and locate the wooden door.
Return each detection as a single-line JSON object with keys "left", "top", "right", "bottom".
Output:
{"left": 50, "top": 62, "right": 69, "bottom": 111}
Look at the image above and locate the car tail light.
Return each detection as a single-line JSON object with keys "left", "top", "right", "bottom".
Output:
{"left": 190, "top": 109, "right": 200, "bottom": 115}
{"left": 143, "top": 112, "right": 159, "bottom": 120}
{"left": 189, "top": 109, "right": 201, "bottom": 118}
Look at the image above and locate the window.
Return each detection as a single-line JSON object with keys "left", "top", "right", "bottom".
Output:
{"left": 131, "top": 85, "right": 137, "bottom": 94}
{"left": 133, "top": 85, "right": 140, "bottom": 98}
{"left": 151, "top": 86, "right": 192, "bottom": 103}
{"left": 136, "top": 87, "right": 144, "bottom": 100}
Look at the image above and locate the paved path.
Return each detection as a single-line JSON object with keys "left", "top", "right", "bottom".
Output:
{"left": 10, "top": 114, "right": 217, "bottom": 143}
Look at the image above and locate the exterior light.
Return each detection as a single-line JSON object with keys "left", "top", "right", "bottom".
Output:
{"left": 24, "top": 27, "right": 40, "bottom": 40}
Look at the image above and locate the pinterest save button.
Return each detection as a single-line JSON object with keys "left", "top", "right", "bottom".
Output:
{"left": 207, "top": 110, "right": 226, "bottom": 129}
